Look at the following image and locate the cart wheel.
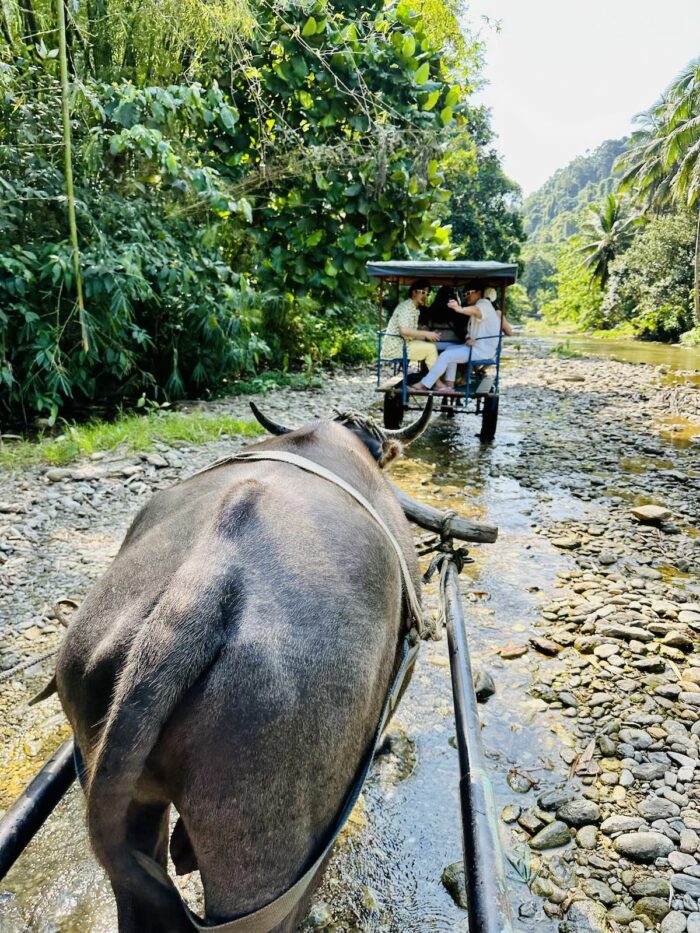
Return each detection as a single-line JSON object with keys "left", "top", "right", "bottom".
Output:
{"left": 383, "top": 390, "right": 405, "bottom": 429}
{"left": 479, "top": 394, "right": 499, "bottom": 441}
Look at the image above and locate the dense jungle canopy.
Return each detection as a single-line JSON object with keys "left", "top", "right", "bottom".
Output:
{"left": 1, "top": 0, "right": 698, "bottom": 425}
{"left": 0, "top": 0, "right": 524, "bottom": 422}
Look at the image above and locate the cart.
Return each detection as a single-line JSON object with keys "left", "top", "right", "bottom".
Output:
{"left": 368, "top": 260, "right": 517, "bottom": 439}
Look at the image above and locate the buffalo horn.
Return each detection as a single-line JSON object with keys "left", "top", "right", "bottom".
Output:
{"left": 384, "top": 397, "right": 434, "bottom": 444}
{"left": 248, "top": 401, "right": 292, "bottom": 435}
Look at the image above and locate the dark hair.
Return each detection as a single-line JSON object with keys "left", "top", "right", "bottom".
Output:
{"left": 466, "top": 281, "right": 483, "bottom": 295}
{"left": 408, "top": 279, "right": 431, "bottom": 298}
{"left": 419, "top": 284, "right": 468, "bottom": 341}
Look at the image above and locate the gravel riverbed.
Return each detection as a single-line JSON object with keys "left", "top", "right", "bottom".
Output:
{"left": 1, "top": 340, "right": 699, "bottom": 932}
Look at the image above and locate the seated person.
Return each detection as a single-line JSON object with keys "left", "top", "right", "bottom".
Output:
{"left": 381, "top": 279, "right": 441, "bottom": 368}
{"left": 419, "top": 285, "right": 469, "bottom": 346}
{"left": 412, "top": 282, "right": 511, "bottom": 393}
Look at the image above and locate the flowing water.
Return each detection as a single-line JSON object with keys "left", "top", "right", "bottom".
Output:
{"left": 2, "top": 334, "right": 699, "bottom": 931}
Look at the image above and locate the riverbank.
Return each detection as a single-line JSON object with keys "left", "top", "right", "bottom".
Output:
{"left": 0, "top": 343, "right": 699, "bottom": 931}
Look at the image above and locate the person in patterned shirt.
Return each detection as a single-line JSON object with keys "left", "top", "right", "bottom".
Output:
{"left": 381, "top": 280, "right": 441, "bottom": 368}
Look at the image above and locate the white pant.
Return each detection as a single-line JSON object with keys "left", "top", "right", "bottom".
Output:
{"left": 422, "top": 345, "right": 489, "bottom": 388}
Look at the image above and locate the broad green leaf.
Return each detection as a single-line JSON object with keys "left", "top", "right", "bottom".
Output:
{"left": 414, "top": 62, "right": 430, "bottom": 84}
{"left": 445, "top": 86, "right": 460, "bottom": 108}
{"left": 402, "top": 35, "right": 415, "bottom": 58}
{"left": 354, "top": 231, "right": 373, "bottom": 247}
{"left": 440, "top": 105, "right": 453, "bottom": 125}
{"left": 422, "top": 90, "right": 440, "bottom": 111}
{"left": 302, "top": 16, "right": 317, "bottom": 37}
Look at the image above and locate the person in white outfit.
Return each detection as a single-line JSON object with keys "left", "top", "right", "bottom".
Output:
{"left": 411, "top": 284, "right": 512, "bottom": 393}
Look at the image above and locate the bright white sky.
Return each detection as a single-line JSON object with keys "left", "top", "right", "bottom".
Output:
{"left": 462, "top": 0, "right": 700, "bottom": 196}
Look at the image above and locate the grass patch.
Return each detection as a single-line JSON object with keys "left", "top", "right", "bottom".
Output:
{"left": 548, "top": 340, "right": 585, "bottom": 359}
{"left": 0, "top": 410, "right": 264, "bottom": 471}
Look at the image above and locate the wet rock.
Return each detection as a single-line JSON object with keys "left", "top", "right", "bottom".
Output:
{"left": 529, "top": 635, "right": 562, "bottom": 655}
{"left": 661, "top": 913, "right": 688, "bottom": 933}
{"left": 507, "top": 770, "right": 535, "bottom": 793}
{"left": 613, "top": 831, "right": 675, "bottom": 861}
{"left": 557, "top": 799, "right": 601, "bottom": 827}
{"left": 631, "top": 504, "right": 672, "bottom": 523}
{"left": 552, "top": 536, "right": 582, "bottom": 549}
{"left": 559, "top": 897, "right": 609, "bottom": 932}
{"left": 671, "top": 874, "right": 700, "bottom": 898}
{"left": 499, "top": 642, "right": 529, "bottom": 659}
{"left": 601, "top": 815, "right": 647, "bottom": 835}
{"left": 529, "top": 820, "right": 572, "bottom": 850}
{"left": 608, "top": 904, "right": 636, "bottom": 925}
{"left": 576, "top": 826, "right": 598, "bottom": 849}
{"left": 638, "top": 796, "right": 681, "bottom": 820}
{"left": 441, "top": 861, "right": 468, "bottom": 909}
{"left": 501, "top": 804, "right": 521, "bottom": 824}
{"left": 630, "top": 879, "right": 671, "bottom": 898}
{"left": 619, "top": 728, "right": 653, "bottom": 749}
{"left": 634, "top": 897, "right": 670, "bottom": 922}
{"left": 663, "top": 631, "right": 694, "bottom": 652}
{"left": 306, "top": 902, "right": 333, "bottom": 929}
{"left": 581, "top": 878, "right": 616, "bottom": 906}
{"left": 539, "top": 787, "right": 576, "bottom": 811}
{"left": 474, "top": 668, "right": 496, "bottom": 702}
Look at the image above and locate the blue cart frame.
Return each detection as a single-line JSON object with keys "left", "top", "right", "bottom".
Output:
{"left": 368, "top": 260, "right": 517, "bottom": 440}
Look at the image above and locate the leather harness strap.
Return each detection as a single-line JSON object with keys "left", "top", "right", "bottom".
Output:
{"left": 140, "top": 449, "right": 425, "bottom": 931}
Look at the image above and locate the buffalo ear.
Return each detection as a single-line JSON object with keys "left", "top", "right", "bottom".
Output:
{"left": 378, "top": 440, "right": 402, "bottom": 469}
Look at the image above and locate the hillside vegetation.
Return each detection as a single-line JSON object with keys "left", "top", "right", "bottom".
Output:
{"left": 520, "top": 61, "right": 700, "bottom": 345}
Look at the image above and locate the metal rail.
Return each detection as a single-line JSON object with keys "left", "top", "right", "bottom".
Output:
{"left": 0, "top": 739, "right": 76, "bottom": 880}
{"left": 442, "top": 561, "right": 514, "bottom": 933}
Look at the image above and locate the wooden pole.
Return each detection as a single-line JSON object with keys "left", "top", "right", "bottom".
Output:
{"left": 390, "top": 483, "right": 498, "bottom": 543}
{"left": 57, "top": 0, "right": 89, "bottom": 352}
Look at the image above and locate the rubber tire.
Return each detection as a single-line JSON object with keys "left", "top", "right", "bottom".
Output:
{"left": 479, "top": 394, "right": 499, "bottom": 442}
{"left": 383, "top": 390, "right": 405, "bottom": 429}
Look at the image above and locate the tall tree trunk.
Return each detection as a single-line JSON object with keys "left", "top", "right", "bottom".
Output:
{"left": 695, "top": 204, "right": 700, "bottom": 327}
{"left": 19, "top": 0, "right": 39, "bottom": 42}
{"left": 87, "top": 0, "right": 110, "bottom": 79}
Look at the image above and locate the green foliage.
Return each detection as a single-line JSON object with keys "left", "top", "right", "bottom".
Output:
{"left": 442, "top": 116, "right": 525, "bottom": 262}
{"left": 680, "top": 326, "right": 700, "bottom": 346}
{"left": 504, "top": 283, "right": 531, "bottom": 322}
{"left": 602, "top": 209, "right": 695, "bottom": 339}
{"left": 575, "top": 194, "right": 641, "bottom": 287}
{"left": 0, "top": 0, "right": 511, "bottom": 421}
{"left": 539, "top": 237, "right": 604, "bottom": 331}
{"left": 519, "top": 242, "right": 558, "bottom": 311}
{"left": 522, "top": 138, "right": 628, "bottom": 244}
{"left": 617, "top": 56, "right": 700, "bottom": 324}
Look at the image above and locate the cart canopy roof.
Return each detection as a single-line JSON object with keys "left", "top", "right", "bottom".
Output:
{"left": 366, "top": 260, "right": 517, "bottom": 286}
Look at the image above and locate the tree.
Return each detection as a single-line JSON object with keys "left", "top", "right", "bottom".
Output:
{"left": 575, "top": 193, "right": 640, "bottom": 288}
{"left": 602, "top": 209, "right": 695, "bottom": 340}
{"left": 616, "top": 56, "right": 700, "bottom": 324}
{"left": 539, "top": 237, "right": 604, "bottom": 331}
{"left": 442, "top": 114, "right": 525, "bottom": 263}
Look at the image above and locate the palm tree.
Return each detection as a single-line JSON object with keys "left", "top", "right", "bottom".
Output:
{"left": 575, "top": 193, "right": 639, "bottom": 288}
{"left": 617, "top": 57, "right": 700, "bottom": 324}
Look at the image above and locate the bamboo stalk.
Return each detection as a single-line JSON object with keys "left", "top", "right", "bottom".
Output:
{"left": 57, "top": 0, "right": 89, "bottom": 352}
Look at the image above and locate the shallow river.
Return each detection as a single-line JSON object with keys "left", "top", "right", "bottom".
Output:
{"left": 1, "top": 335, "right": 699, "bottom": 932}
